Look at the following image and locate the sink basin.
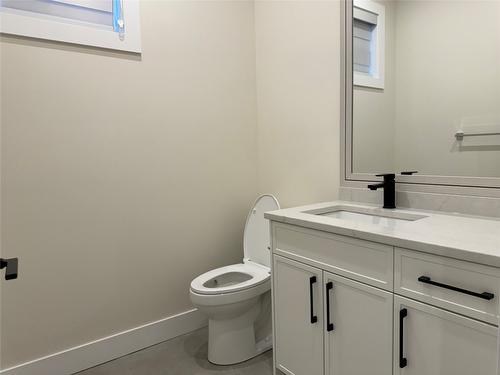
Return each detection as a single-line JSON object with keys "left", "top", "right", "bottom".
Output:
{"left": 303, "top": 205, "right": 428, "bottom": 226}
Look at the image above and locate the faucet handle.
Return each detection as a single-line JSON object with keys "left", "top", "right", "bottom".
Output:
{"left": 0, "top": 258, "right": 18, "bottom": 280}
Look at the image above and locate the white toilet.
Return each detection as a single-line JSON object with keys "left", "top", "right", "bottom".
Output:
{"left": 190, "top": 194, "right": 280, "bottom": 365}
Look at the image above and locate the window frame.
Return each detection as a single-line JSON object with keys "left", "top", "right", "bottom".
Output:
{"left": 0, "top": 0, "right": 141, "bottom": 53}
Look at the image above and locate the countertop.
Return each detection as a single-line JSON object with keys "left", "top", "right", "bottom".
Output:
{"left": 265, "top": 201, "right": 500, "bottom": 268}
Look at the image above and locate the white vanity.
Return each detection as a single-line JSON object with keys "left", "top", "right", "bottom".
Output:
{"left": 266, "top": 202, "right": 500, "bottom": 375}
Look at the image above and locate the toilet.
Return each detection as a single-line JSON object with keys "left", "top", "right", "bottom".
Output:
{"left": 189, "top": 194, "right": 280, "bottom": 365}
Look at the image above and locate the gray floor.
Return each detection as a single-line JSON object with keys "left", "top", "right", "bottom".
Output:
{"left": 76, "top": 328, "right": 273, "bottom": 375}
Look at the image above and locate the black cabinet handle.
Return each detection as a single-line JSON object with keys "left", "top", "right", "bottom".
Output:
{"left": 0, "top": 258, "right": 18, "bottom": 280}
{"left": 309, "top": 276, "right": 318, "bottom": 324}
{"left": 326, "top": 282, "right": 334, "bottom": 332}
{"left": 418, "top": 276, "right": 494, "bottom": 300}
{"left": 399, "top": 308, "right": 408, "bottom": 368}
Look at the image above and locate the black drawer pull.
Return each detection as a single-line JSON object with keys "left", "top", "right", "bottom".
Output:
{"left": 418, "top": 276, "right": 494, "bottom": 301}
{"left": 326, "top": 282, "right": 334, "bottom": 332}
{"left": 309, "top": 276, "right": 318, "bottom": 324}
{"left": 399, "top": 308, "right": 408, "bottom": 368}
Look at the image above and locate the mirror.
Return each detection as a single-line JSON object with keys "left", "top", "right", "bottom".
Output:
{"left": 350, "top": 0, "right": 500, "bottom": 183}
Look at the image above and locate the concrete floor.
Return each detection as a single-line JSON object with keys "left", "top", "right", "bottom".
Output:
{"left": 76, "top": 328, "right": 273, "bottom": 375}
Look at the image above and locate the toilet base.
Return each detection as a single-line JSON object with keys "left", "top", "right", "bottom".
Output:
{"left": 207, "top": 292, "right": 272, "bottom": 365}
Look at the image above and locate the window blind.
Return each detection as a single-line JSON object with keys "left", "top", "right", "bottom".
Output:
{"left": 0, "top": 0, "right": 117, "bottom": 28}
{"left": 353, "top": 8, "right": 378, "bottom": 75}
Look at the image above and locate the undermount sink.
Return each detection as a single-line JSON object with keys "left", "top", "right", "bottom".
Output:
{"left": 303, "top": 205, "right": 428, "bottom": 226}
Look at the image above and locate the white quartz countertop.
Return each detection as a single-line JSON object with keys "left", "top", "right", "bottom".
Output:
{"left": 265, "top": 201, "right": 500, "bottom": 268}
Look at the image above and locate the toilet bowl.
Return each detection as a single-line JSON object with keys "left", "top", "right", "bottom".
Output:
{"left": 189, "top": 194, "right": 279, "bottom": 365}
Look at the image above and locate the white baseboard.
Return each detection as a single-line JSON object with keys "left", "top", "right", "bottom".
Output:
{"left": 0, "top": 308, "right": 207, "bottom": 375}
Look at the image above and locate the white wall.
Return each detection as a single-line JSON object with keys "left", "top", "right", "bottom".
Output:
{"left": 0, "top": 1, "right": 259, "bottom": 368}
{"left": 255, "top": 0, "right": 341, "bottom": 208}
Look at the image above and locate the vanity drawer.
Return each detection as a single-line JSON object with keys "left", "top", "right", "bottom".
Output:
{"left": 272, "top": 223, "right": 393, "bottom": 291}
{"left": 395, "top": 248, "right": 500, "bottom": 325}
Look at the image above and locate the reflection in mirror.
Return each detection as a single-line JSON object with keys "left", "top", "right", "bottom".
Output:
{"left": 352, "top": 0, "right": 500, "bottom": 178}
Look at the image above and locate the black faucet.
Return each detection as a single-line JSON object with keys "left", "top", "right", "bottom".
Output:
{"left": 368, "top": 174, "right": 396, "bottom": 209}
{"left": 368, "top": 171, "right": 418, "bottom": 209}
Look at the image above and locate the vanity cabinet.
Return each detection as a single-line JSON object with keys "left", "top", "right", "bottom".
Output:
{"left": 395, "top": 247, "right": 500, "bottom": 325}
{"left": 394, "top": 296, "right": 497, "bottom": 375}
{"left": 273, "top": 256, "right": 324, "bottom": 375}
{"left": 273, "top": 254, "right": 393, "bottom": 375}
{"left": 270, "top": 222, "right": 500, "bottom": 375}
{"left": 324, "top": 271, "right": 393, "bottom": 375}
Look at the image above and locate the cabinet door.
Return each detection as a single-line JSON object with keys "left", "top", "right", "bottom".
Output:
{"left": 273, "top": 255, "right": 324, "bottom": 375}
{"left": 394, "top": 296, "right": 498, "bottom": 375}
{"left": 324, "top": 272, "right": 393, "bottom": 375}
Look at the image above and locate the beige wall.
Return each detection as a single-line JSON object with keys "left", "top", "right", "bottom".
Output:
{"left": 255, "top": 0, "right": 341, "bottom": 208}
{"left": 393, "top": 0, "right": 500, "bottom": 177}
{"left": 1, "top": 1, "right": 259, "bottom": 367}
{"left": 0, "top": 0, "right": 343, "bottom": 369}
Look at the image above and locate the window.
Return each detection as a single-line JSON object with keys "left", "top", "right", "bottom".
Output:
{"left": 0, "top": 0, "right": 141, "bottom": 53}
{"left": 353, "top": 0, "right": 384, "bottom": 89}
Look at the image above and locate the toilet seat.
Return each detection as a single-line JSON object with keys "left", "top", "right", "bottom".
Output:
{"left": 191, "top": 194, "right": 279, "bottom": 298}
{"left": 190, "top": 262, "right": 270, "bottom": 295}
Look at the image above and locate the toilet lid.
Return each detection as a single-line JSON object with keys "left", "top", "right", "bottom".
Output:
{"left": 243, "top": 194, "right": 280, "bottom": 268}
